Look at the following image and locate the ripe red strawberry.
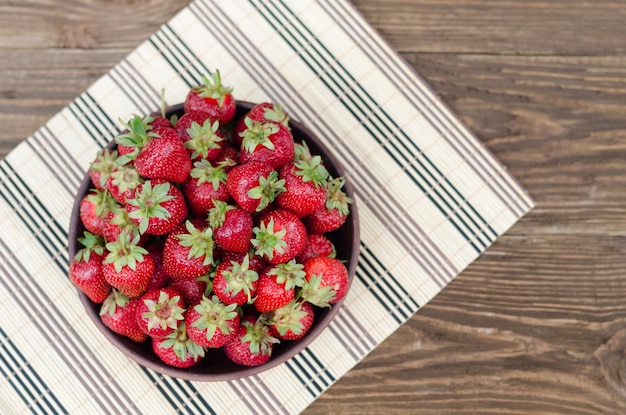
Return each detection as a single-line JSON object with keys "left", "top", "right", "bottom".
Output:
{"left": 268, "top": 300, "right": 314, "bottom": 341}
{"left": 99, "top": 290, "right": 148, "bottom": 342}
{"left": 106, "top": 162, "right": 144, "bottom": 204}
{"left": 102, "top": 205, "right": 146, "bottom": 244}
{"left": 152, "top": 322, "right": 205, "bottom": 368}
{"left": 296, "top": 233, "right": 336, "bottom": 263}
{"left": 252, "top": 209, "right": 307, "bottom": 265}
{"left": 277, "top": 156, "right": 329, "bottom": 217}
{"left": 176, "top": 112, "right": 225, "bottom": 161}
{"left": 239, "top": 119, "right": 295, "bottom": 170}
{"left": 184, "top": 71, "right": 236, "bottom": 124}
{"left": 186, "top": 295, "right": 240, "bottom": 348}
{"left": 89, "top": 148, "right": 119, "bottom": 191}
{"left": 102, "top": 231, "right": 155, "bottom": 298}
{"left": 220, "top": 250, "right": 268, "bottom": 273}
{"left": 254, "top": 260, "right": 306, "bottom": 313}
{"left": 69, "top": 231, "right": 111, "bottom": 303}
{"left": 135, "top": 288, "right": 186, "bottom": 339}
{"left": 212, "top": 255, "right": 259, "bottom": 306}
{"left": 224, "top": 315, "right": 279, "bottom": 367}
{"left": 212, "top": 143, "right": 238, "bottom": 169}
{"left": 208, "top": 200, "right": 253, "bottom": 253}
{"left": 305, "top": 176, "right": 352, "bottom": 234}
{"left": 162, "top": 219, "right": 215, "bottom": 279}
{"left": 301, "top": 256, "right": 350, "bottom": 306}
{"left": 145, "top": 241, "right": 170, "bottom": 292}
{"left": 79, "top": 189, "right": 118, "bottom": 236}
{"left": 233, "top": 102, "right": 289, "bottom": 146}
{"left": 116, "top": 116, "right": 191, "bottom": 183}
{"left": 125, "top": 179, "right": 188, "bottom": 236}
{"left": 167, "top": 274, "right": 211, "bottom": 306}
{"left": 182, "top": 159, "right": 231, "bottom": 216}
{"left": 226, "top": 161, "right": 285, "bottom": 213}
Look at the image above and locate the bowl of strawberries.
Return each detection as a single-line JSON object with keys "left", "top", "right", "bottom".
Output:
{"left": 67, "top": 71, "right": 359, "bottom": 380}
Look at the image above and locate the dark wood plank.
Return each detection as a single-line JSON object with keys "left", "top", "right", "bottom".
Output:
{"left": 351, "top": 0, "right": 626, "bottom": 55}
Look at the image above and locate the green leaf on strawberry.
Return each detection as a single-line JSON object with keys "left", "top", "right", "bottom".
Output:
{"left": 75, "top": 231, "right": 105, "bottom": 263}
{"left": 251, "top": 217, "right": 287, "bottom": 261}
{"left": 191, "top": 295, "right": 239, "bottom": 342}
{"left": 246, "top": 170, "right": 286, "bottom": 212}
{"left": 142, "top": 290, "right": 186, "bottom": 331}
{"left": 265, "top": 260, "right": 305, "bottom": 291}
{"left": 176, "top": 220, "right": 215, "bottom": 266}
{"left": 103, "top": 230, "right": 149, "bottom": 273}
{"left": 300, "top": 273, "right": 336, "bottom": 308}
{"left": 126, "top": 181, "right": 175, "bottom": 234}
{"left": 241, "top": 118, "right": 280, "bottom": 153}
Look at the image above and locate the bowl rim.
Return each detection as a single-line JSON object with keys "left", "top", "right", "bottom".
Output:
{"left": 67, "top": 101, "right": 360, "bottom": 381}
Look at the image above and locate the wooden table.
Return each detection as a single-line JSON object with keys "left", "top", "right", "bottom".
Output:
{"left": 2, "top": 1, "right": 625, "bottom": 413}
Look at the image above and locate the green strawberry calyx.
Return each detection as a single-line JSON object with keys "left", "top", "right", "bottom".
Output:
{"left": 222, "top": 255, "right": 259, "bottom": 303}
{"left": 86, "top": 189, "right": 117, "bottom": 219}
{"left": 294, "top": 141, "right": 313, "bottom": 162}
{"left": 103, "top": 230, "right": 149, "bottom": 273}
{"left": 265, "top": 260, "right": 306, "bottom": 291}
{"left": 269, "top": 300, "right": 309, "bottom": 337}
{"left": 74, "top": 231, "right": 105, "bottom": 263}
{"left": 242, "top": 317, "right": 279, "bottom": 356}
{"left": 184, "top": 119, "right": 224, "bottom": 160}
{"left": 109, "top": 163, "right": 144, "bottom": 195}
{"left": 142, "top": 291, "right": 185, "bottom": 331}
{"left": 90, "top": 149, "right": 119, "bottom": 189}
{"left": 246, "top": 171, "right": 286, "bottom": 212}
{"left": 251, "top": 217, "right": 287, "bottom": 261}
{"left": 325, "top": 176, "right": 353, "bottom": 216}
{"left": 192, "top": 295, "right": 239, "bottom": 341}
{"left": 194, "top": 70, "right": 232, "bottom": 107}
{"left": 294, "top": 155, "right": 329, "bottom": 188}
{"left": 207, "top": 200, "right": 235, "bottom": 230}
{"left": 241, "top": 117, "right": 280, "bottom": 153}
{"left": 189, "top": 159, "right": 230, "bottom": 191}
{"left": 99, "top": 289, "right": 130, "bottom": 316}
{"left": 115, "top": 115, "right": 160, "bottom": 163}
{"left": 158, "top": 322, "right": 205, "bottom": 362}
{"left": 300, "top": 273, "right": 336, "bottom": 308}
{"left": 176, "top": 220, "right": 215, "bottom": 267}
{"left": 126, "top": 181, "right": 175, "bottom": 234}
{"left": 262, "top": 103, "right": 290, "bottom": 127}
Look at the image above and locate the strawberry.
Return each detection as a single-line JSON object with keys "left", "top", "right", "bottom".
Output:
{"left": 239, "top": 119, "right": 295, "bottom": 170}
{"left": 106, "top": 162, "right": 144, "bottom": 204}
{"left": 212, "top": 255, "right": 259, "bottom": 306}
{"left": 102, "top": 205, "right": 146, "bottom": 244}
{"left": 115, "top": 116, "right": 191, "bottom": 183}
{"left": 186, "top": 295, "right": 240, "bottom": 348}
{"left": 99, "top": 290, "right": 148, "bottom": 342}
{"left": 268, "top": 300, "right": 314, "bottom": 341}
{"left": 226, "top": 161, "right": 285, "bottom": 213}
{"left": 89, "top": 148, "right": 119, "bottom": 191}
{"left": 135, "top": 288, "right": 186, "bottom": 339}
{"left": 68, "top": 231, "right": 111, "bottom": 303}
{"left": 220, "top": 250, "right": 268, "bottom": 273}
{"left": 301, "top": 256, "right": 350, "bottom": 306}
{"left": 212, "top": 143, "right": 238, "bottom": 169}
{"left": 145, "top": 241, "right": 170, "bottom": 292}
{"left": 296, "top": 233, "right": 336, "bottom": 263}
{"left": 254, "top": 260, "right": 306, "bottom": 313}
{"left": 176, "top": 112, "right": 225, "bottom": 161}
{"left": 162, "top": 219, "right": 215, "bottom": 279}
{"left": 208, "top": 200, "right": 253, "bottom": 253}
{"left": 233, "top": 102, "right": 289, "bottom": 146}
{"left": 251, "top": 209, "right": 307, "bottom": 265}
{"left": 125, "top": 179, "right": 188, "bottom": 236}
{"left": 305, "top": 176, "right": 352, "bottom": 234}
{"left": 224, "top": 315, "right": 279, "bottom": 367}
{"left": 79, "top": 189, "right": 118, "bottom": 236}
{"left": 152, "top": 322, "right": 205, "bottom": 368}
{"left": 102, "top": 230, "right": 154, "bottom": 298}
{"left": 185, "top": 71, "right": 236, "bottom": 124}
{"left": 167, "top": 273, "right": 211, "bottom": 306}
{"left": 277, "top": 155, "right": 329, "bottom": 217}
{"left": 182, "top": 159, "right": 231, "bottom": 216}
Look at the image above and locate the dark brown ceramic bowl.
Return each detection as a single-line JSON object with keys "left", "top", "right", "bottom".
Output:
{"left": 67, "top": 101, "right": 359, "bottom": 381}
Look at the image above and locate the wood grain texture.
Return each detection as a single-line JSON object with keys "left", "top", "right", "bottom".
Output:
{"left": 1, "top": 1, "right": 626, "bottom": 414}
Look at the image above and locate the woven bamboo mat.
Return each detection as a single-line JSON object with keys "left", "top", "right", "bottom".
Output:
{"left": 0, "top": 1, "right": 533, "bottom": 413}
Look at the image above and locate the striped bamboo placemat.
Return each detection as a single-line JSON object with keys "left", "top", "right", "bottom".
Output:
{"left": 0, "top": 0, "right": 533, "bottom": 413}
